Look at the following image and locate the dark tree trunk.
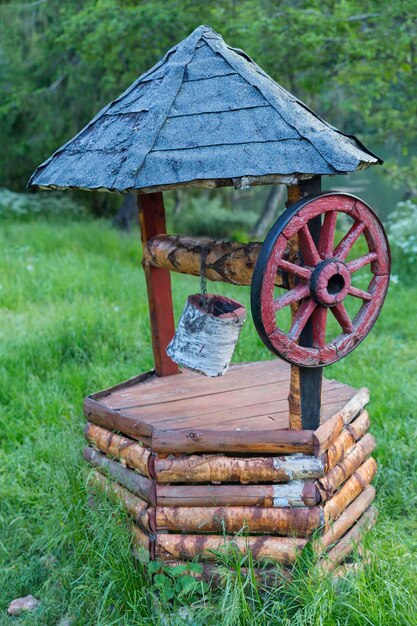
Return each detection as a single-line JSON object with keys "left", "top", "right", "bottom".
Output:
{"left": 112, "top": 192, "right": 138, "bottom": 230}
{"left": 250, "top": 185, "right": 285, "bottom": 238}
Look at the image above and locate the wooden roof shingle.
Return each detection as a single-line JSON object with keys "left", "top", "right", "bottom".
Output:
{"left": 28, "top": 25, "right": 381, "bottom": 193}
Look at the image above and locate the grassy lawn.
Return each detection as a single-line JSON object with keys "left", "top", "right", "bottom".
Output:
{"left": 0, "top": 217, "right": 416, "bottom": 625}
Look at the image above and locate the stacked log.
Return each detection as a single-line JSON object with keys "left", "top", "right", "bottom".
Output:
{"left": 84, "top": 388, "right": 377, "bottom": 579}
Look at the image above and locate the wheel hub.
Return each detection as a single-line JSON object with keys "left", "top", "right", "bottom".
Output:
{"left": 310, "top": 258, "right": 351, "bottom": 307}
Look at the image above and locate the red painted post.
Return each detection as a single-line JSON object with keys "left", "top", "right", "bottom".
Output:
{"left": 138, "top": 192, "right": 179, "bottom": 377}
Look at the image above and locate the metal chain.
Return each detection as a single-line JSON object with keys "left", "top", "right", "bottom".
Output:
{"left": 200, "top": 246, "right": 208, "bottom": 309}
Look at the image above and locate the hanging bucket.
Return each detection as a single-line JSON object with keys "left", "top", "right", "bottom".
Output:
{"left": 167, "top": 294, "right": 246, "bottom": 377}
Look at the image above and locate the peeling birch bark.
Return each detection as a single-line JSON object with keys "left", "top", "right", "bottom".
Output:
{"left": 167, "top": 294, "right": 246, "bottom": 377}
{"left": 317, "top": 434, "right": 375, "bottom": 500}
{"left": 85, "top": 422, "right": 151, "bottom": 477}
{"left": 154, "top": 452, "right": 324, "bottom": 484}
{"left": 323, "top": 457, "right": 377, "bottom": 526}
{"left": 144, "top": 235, "right": 287, "bottom": 287}
{"left": 154, "top": 504, "right": 323, "bottom": 536}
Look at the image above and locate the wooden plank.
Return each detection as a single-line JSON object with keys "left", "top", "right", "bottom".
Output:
{"left": 119, "top": 380, "right": 352, "bottom": 426}
{"left": 168, "top": 386, "right": 354, "bottom": 432}
{"left": 84, "top": 397, "right": 152, "bottom": 438}
{"left": 103, "top": 360, "right": 290, "bottom": 410}
{"left": 152, "top": 427, "right": 315, "bottom": 454}
{"left": 138, "top": 192, "right": 178, "bottom": 377}
{"left": 83, "top": 447, "right": 156, "bottom": 505}
{"left": 156, "top": 481, "right": 320, "bottom": 508}
{"left": 90, "top": 370, "right": 155, "bottom": 401}
{"left": 154, "top": 505, "right": 323, "bottom": 536}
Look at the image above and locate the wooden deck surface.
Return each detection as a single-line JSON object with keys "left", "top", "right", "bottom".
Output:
{"left": 87, "top": 360, "right": 356, "bottom": 443}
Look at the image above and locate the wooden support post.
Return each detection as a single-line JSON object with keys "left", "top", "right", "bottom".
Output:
{"left": 287, "top": 176, "right": 322, "bottom": 429}
{"left": 138, "top": 192, "right": 178, "bottom": 377}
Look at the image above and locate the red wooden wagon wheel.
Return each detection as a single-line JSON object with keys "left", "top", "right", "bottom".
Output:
{"left": 251, "top": 193, "right": 390, "bottom": 367}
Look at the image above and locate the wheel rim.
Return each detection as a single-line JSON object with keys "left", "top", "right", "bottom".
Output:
{"left": 251, "top": 193, "right": 391, "bottom": 367}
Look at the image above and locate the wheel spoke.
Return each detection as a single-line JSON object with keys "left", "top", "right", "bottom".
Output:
{"left": 278, "top": 258, "right": 312, "bottom": 281}
{"left": 318, "top": 211, "right": 338, "bottom": 259}
{"left": 274, "top": 283, "right": 310, "bottom": 310}
{"left": 311, "top": 305, "right": 328, "bottom": 348}
{"left": 347, "top": 252, "right": 378, "bottom": 273}
{"left": 288, "top": 297, "right": 317, "bottom": 341}
{"left": 298, "top": 225, "right": 321, "bottom": 266}
{"left": 331, "top": 302, "right": 354, "bottom": 334}
{"left": 334, "top": 221, "right": 366, "bottom": 261}
{"left": 348, "top": 286, "right": 372, "bottom": 301}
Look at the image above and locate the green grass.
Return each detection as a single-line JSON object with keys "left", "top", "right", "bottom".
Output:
{"left": 0, "top": 217, "right": 416, "bottom": 625}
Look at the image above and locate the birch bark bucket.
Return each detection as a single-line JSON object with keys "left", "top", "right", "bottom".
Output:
{"left": 167, "top": 294, "right": 246, "bottom": 377}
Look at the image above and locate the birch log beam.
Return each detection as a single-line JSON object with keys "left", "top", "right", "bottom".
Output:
{"left": 153, "top": 505, "right": 323, "bottom": 536}
{"left": 143, "top": 235, "right": 288, "bottom": 288}
{"left": 318, "top": 486, "right": 375, "bottom": 551}
{"left": 154, "top": 453, "right": 324, "bottom": 484}
{"left": 320, "top": 507, "right": 377, "bottom": 572}
{"left": 156, "top": 481, "right": 321, "bottom": 507}
{"left": 153, "top": 533, "right": 306, "bottom": 563}
{"left": 323, "top": 458, "right": 377, "bottom": 526}
{"left": 317, "top": 434, "right": 376, "bottom": 500}
{"left": 324, "top": 411, "right": 370, "bottom": 470}
{"left": 83, "top": 447, "right": 156, "bottom": 505}
{"left": 85, "top": 423, "right": 152, "bottom": 477}
{"left": 151, "top": 561, "right": 290, "bottom": 585}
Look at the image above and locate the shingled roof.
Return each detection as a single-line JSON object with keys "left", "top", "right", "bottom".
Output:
{"left": 29, "top": 25, "right": 381, "bottom": 193}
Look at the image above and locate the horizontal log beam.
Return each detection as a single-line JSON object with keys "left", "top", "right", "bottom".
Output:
{"left": 323, "top": 457, "right": 377, "bottom": 527}
{"left": 314, "top": 388, "right": 370, "bottom": 456}
{"left": 156, "top": 481, "right": 321, "bottom": 508}
{"left": 319, "top": 486, "right": 375, "bottom": 551}
{"left": 143, "top": 235, "right": 288, "bottom": 287}
{"left": 85, "top": 423, "right": 152, "bottom": 478}
{"left": 83, "top": 447, "right": 156, "bottom": 505}
{"left": 153, "top": 533, "right": 306, "bottom": 563}
{"left": 88, "top": 471, "right": 150, "bottom": 531}
{"left": 153, "top": 504, "right": 323, "bottom": 537}
{"left": 324, "top": 410, "right": 370, "bottom": 471}
{"left": 154, "top": 453, "right": 324, "bottom": 484}
{"left": 149, "top": 561, "right": 291, "bottom": 585}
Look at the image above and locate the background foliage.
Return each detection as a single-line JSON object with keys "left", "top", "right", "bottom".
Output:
{"left": 1, "top": 0, "right": 416, "bottom": 203}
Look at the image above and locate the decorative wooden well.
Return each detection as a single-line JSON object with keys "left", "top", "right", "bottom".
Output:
{"left": 29, "top": 25, "right": 389, "bottom": 578}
